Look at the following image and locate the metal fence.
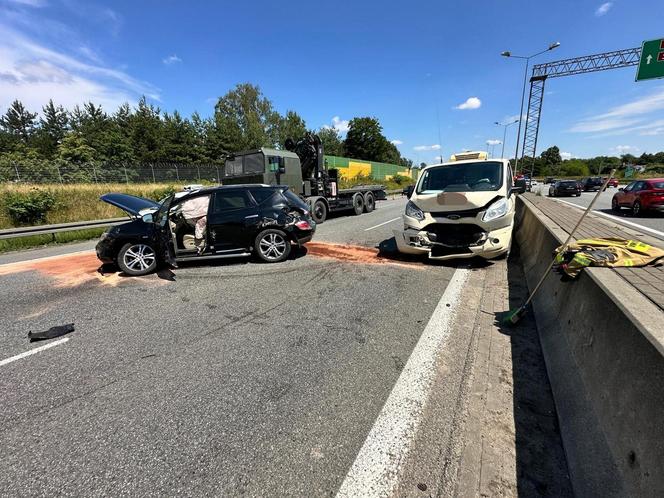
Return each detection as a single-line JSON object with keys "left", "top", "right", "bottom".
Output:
{"left": 0, "top": 162, "right": 224, "bottom": 184}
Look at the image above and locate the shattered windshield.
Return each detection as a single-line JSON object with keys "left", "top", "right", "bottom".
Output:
{"left": 416, "top": 161, "right": 503, "bottom": 194}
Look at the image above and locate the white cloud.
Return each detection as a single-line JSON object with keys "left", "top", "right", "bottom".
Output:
{"left": 413, "top": 144, "right": 441, "bottom": 151}
{"left": 595, "top": 2, "right": 612, "bottom": 16}
{"left": 612, "top": 145, "right": 639, "bottom": 154}
{"left": 454, "top": 97, "right": 481, "bottom": 110}
{"left": 486, "top": 139, "right": 502, "bottom": 146}
{"left": 162, "top": 54, "right": 182, "bottom": 65}
{"left": 0, "top": 22, "right": 160, "bottom": 113}
{"left": 322, "top": 116, "right": 350, "bottom": 134}
{"left": 5, "top": 0, "right": 47, "bottom": 6}
{"left": 560, "top": 152, "right": 573, "bottom": 160}
{"left": 390, "top": 139, "right": 403, "bottom": 145}
{"left": 570, "top": 87, "right": 664, "bottom": 134}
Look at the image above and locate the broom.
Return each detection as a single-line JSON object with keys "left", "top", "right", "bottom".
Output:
{"left": 504, "top": 170, "right": 616, "bottom": 325}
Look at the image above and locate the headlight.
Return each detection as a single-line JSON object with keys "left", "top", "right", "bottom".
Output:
{"left": 405, "top": 201, "right": 424, "bottom": 221}
{"left": 482, "top": 198, "right": 508, "bottom": 222}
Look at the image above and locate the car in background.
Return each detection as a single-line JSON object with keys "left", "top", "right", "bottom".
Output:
{"left": 96, "top": 185, "right": 315, "bottom": 275}
{"left": 606, "top": 177, "right": 619, "bottom": 188}
{"left": 611, "top": 179, "right": 664, "bottom": 216}
{"left": 580, "top": 177, "right": 603, "bottom": 192}
{"left": 545, "top": 177, "right": 556, "bottom": 184}
{"left": 549, "top": 180, "right": 581, "bottom": 197}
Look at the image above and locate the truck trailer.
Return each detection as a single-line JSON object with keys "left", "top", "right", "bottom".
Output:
{"left": 220, "top": 134, "right": 387, "bottom": 223}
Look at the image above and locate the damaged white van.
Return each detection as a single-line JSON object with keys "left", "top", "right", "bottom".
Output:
{"left": 394, "top": 154, "right": 516, "bottom": 260}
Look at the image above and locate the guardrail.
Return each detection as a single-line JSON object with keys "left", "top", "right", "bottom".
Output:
{"left": 0, "top": 218, "right": 128, "bottom": 240}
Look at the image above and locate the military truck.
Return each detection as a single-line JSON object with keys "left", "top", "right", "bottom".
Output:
{"left": 220, "top": 134, "right": 387, "bottom": 223}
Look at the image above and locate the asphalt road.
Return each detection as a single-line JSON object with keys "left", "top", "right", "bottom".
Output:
{"left": 0, "top": 197, "right": 468, "bottom": 496}
{"left": 532, "top": 184, "right": 664, "bottom": 240}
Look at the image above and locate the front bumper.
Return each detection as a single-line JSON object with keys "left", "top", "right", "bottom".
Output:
{"left": 95, "top": 238, "right": 117, "bottom": 263}
{"left": 393, "top": 223, "right": 513, "bottom": 260}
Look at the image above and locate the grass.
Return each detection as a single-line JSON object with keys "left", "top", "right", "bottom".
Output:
{"left": 0, "top": 227, "right": 105, "bottom": 253}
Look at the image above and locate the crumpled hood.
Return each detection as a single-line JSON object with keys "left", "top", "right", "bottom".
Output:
{"left": 411, "top": 191, "right": 501, "bottom": 213}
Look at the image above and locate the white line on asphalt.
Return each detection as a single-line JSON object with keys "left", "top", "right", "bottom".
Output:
{"left": 336, "top": 268, "right": 470, "bottom": 497}
{"left": 553, "top": 198, "right": 664, "bottom": 239}
{"left": 364, "top": 217, "right": 402, "bottom": 231}
{"left": 0, "top": 338, "right": 69, "bottom": 367}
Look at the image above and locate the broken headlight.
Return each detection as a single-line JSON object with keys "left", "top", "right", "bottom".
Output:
{"left": 405, "top": 201, "right": 424, "bottom": 221}
{"left": 482, "top": 198, "right": 508, "bottom": 222}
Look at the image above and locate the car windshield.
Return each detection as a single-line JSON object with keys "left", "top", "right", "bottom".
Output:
{"left": 416, "top": 161, "right": 503, "bottom": 193}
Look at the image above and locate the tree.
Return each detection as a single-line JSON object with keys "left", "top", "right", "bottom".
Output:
{"left": 540, "top": 145, "right": 562, "bottom": 167}
{"left": 161, "top": 111, "right": 200, "bottom": 163}
{"left": 344, "top": 117, "right": 393, "bottom": 163}
{"left": 318, "top": 127, "right": 344, "bottom": 156}
{"left": 33, "top": 100, "right": 69, "bottom": 158}
{"left": 128, "top": 96, "right": 163, "bottom": 163}
{"left": 213, "top": 83, "right": 280, "bottom": 152}
{"left": 277, "top": 111, "right": 307, "bottom": 147}
{"left": 0, "top": 100, "right": 37, "bottom": 143}
{"left": 57, "top": 133, "right": 96, "bottom": 163}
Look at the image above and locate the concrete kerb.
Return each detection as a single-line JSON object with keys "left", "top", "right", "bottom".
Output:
{"left": 515, "top": 195, "right": 664, "bottom": 498}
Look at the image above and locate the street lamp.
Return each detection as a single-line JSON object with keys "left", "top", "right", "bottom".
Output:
{"left": 501, "top": 42, "right": 560, "bottom": 173}
{"left": 494, "top": 119, "right": 519, "bottom": 159}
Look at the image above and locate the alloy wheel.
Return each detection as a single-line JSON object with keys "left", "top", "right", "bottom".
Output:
{"left": 258, "top": 233, "right": 287, "bottom": 261}
{"left": 123, "top": 244, "right": 156, "bottom": 272}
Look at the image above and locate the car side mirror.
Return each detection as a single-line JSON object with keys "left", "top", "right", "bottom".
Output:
{"left": 141, "top": 213, "right": 154, "bottom": 223}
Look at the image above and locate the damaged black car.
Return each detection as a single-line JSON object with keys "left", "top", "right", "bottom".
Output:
{"left": 96, "top": 185, "right": 316, "bottom": 275}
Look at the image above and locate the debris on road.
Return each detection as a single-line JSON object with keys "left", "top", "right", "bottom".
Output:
{"left": 28, "top": 323, "right": 75, "bottom": 342}
{"left": 554, "top": 237, "right": 664, "bottom": 278}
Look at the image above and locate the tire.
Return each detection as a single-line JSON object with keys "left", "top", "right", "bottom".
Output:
{"left": 118, "top": 242, "right": 158, "bottom": 276}
{"left": 632, "top": 201, "right": 641, "bottom": 217}
{"left": 363, "top": 192, "right": 375, "bottom": 213}
{"left": 352, "top": 193, "right": 364, "bottom": 215}
{"left": 310, "top": 198, "right": 328, "bottom": 224}
{"left": 254, "top": 229, "right": 291, "bottom": 263}
{"left": 611, "top": 198, "right": 621, "bottom": 212}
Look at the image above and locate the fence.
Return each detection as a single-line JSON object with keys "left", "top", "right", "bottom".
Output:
{"left": 0, "top": 162, "right": 224, "bottom": 184}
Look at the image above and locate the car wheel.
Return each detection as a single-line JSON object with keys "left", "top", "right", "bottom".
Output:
{"left": 310, "top": 198, "right": 328, "bottom": 224}
{"left": 611, "top": 198, "right": 621, "bottom": 212}
{"left": 632, "top": 201, "right": 641, "bottom": 216}
{"left": 254, "top": 229, "right": 291, "bottom": 263}
{"left": 352, "top": 193, "right": 364, "bottom": 215}
{"left": 118, "top": 242, "right": 158, "bottom": 276}
{"left": 363, "top": 192, "right": 375, "bottom": 213}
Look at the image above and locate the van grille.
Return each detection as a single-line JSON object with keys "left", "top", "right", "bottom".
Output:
{"left": 424, "top": 223, "right": 486, "bottom": 247}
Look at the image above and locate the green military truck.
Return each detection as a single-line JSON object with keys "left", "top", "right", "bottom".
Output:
{"left": 221, "top": 134, "right": 387, "bottom": 223}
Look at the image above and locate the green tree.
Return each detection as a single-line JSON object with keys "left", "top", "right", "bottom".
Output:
{"left": 318, "top": 127, "right": 344, "bottom": 156}
{"left": 57, "top": 133, "right": 96, "bottom": 163}
{"left": 277, "top": 111, "right": 307, "bottom": 147}
{"left": 161, "top": 111, "right": 200, "bottom": 163}
{"left": 540, "top": 145, "right": 562, "bottom": 167}
{"left": 0, "top": 100, "right": 37, "bottom": 144}
{"left": 33, "top": 100, "right": 69, "bottom": 158}
{"left": 213, "top": 83, "right": 280, "bottom": 151}
{"left": 128, "top": 96, "right": 163, "bottom": 163}
{"left": 344, "top": 117, "right": 394, "bottom": 162}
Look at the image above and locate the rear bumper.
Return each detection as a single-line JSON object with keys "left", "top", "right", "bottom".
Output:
{"left": 393, "top": 223, "right": 513, "bottom": 260}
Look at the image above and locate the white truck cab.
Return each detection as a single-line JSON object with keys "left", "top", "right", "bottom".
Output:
{"left": 394, "top": 153, "right": 516, "bottom": 260}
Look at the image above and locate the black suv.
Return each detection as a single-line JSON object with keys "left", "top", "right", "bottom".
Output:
{"left": 580, "top": 177, "right": 603, "bottom": 192}
{"left": 96, "top": 185, "right": 315, "bottom": 275}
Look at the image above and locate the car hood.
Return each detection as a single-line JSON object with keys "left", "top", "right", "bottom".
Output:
{"left": 411, "top": 191, "right": 502, "bottom": 212}
{"left": 100, "top": 193, "right": 160, "bottom": 218}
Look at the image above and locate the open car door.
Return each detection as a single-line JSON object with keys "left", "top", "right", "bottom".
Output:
{"left": 152, "top": 194, "right": 177, "bottom": 266}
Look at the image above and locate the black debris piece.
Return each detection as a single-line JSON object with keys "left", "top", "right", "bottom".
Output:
{"left": 28, "top": 323, "right": 75, "bottom": 342}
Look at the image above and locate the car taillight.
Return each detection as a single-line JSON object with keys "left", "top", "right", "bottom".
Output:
{"left": 295, "top": 220, "right": 312, "bottom": 230}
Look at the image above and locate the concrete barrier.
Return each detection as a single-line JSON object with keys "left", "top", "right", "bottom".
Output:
{"left": 515, "top": 196, "right": 664, "bottom": 498}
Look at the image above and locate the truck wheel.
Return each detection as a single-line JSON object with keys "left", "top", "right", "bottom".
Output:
{"left": 311, "top": 198, "right": 328, "bottom": 224}
{"left": 254, "top": 229, "right": 291, "bottom": 263}
{"left": 118, "top": 242, "right": 158, "bottom": 276}
{"left": 352, "top": 193, "right": 364, "bottom": 215}
{"left": 364, "top": 192, "right": 375, "bottom": 213}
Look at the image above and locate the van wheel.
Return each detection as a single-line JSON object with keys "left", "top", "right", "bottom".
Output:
{"left": 311, "top": 198, "right": 328, "bottom": 224}
{"left": 364, "top": 192, "right": 375, "bottom": 213}
{"left": 118, "top": 242, "right": 158, "bottom": 276}
{"left": 255, "top": 229, "right": 291, "bottom": 263}
{"left": 352, "top": 193, "right": 365, "bottom": 215}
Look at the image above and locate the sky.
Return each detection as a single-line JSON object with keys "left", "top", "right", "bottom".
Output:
{"left": 1, "top": 0, "right": 663, "bottom": 164}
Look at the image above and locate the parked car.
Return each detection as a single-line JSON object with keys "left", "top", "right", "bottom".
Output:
{"left": 606, "top": 177, "right": 619, "bottom": 188}
{"left": 611, "top": 179, "right": 664, "bottom": 216}
{"left": 96, "top": 185, "right": 315, "bottom": 275}
{"left": 549, "top": 180, "right": 581, "bottom": 197}
{"left": 545, "top": 177, "right": 556, "bottom": 184}
{"left": 580, "top": 177, "right": 603, "bottom": 192}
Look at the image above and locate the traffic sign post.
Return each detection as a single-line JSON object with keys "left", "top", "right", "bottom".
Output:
{"left": 636, "top": 38, "right": 664, "bottom": 81}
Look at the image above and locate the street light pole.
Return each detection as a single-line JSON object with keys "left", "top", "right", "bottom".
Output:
{"left": 494, "top": 119, "right": 518, "bottom": 159}
{"left": 501, "top": 42, "right": 560, "bottom": 173}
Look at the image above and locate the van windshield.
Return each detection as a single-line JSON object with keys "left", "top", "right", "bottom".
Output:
{"left": 417, "top": 161, "right": 503, "bottom": 194}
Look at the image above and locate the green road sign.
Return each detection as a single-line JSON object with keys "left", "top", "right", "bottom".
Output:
{"left": 636, "top": 38, "right": 664, "bottom": 82}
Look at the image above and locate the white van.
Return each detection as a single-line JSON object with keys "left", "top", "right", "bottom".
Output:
{"left": 393, "top": 157, "right": 516, "bottom": 260}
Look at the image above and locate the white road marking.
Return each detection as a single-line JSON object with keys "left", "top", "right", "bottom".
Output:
{"left": 553, "top": 198, "right": 664, "bottom": 239}
{"left": 0, "top": 338, "right": 69, "bottom": 367}
{"left": 364, "top": 217, "right": 402, "bottom": 231}
{"left": 337, "top": 268, "right": 470, "bottom": 497}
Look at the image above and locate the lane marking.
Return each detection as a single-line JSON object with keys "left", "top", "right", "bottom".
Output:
{"left": 0, "top": 338, "right": 69, "bottom": 367}
{"left": 337, "top": 268, "right": 470, "bottom": 497}
{"left": 553, "top": 198, "right": 664, "bottom": 239}
{"left": 364, "top": 217, "right": 402, "bottom": 231}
